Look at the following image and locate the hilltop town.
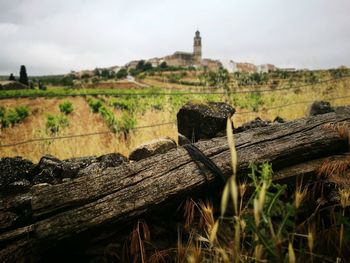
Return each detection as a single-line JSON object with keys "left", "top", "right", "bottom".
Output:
{"left": 70, "top": 30, "right": 298, "bottom": 79}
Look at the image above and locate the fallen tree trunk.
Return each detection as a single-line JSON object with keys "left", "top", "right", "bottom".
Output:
{"left": 1, "top": 112, "right": 350, "bottom": 261}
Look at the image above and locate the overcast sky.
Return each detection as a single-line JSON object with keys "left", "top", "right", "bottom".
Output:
{"left": 1, "top": 0, "right": 349, "bottom": 75}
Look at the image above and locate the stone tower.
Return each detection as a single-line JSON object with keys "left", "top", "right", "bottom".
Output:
{"left": 193, "top": 30, "right": 202, "bottom": 64}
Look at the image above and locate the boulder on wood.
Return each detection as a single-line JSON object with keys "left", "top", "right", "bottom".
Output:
{"left": 77, "top": 153, "right": 128, "bottom": 177}
{"left": 309, "top": 101, "right": 334, "bottom": 116}
{"left": 8, "top": 179, "right": 32, "bottom": 194}
{"left": 0, "top": 157, "right": 35, "bottom": 194}
{"left": 32, "top": 153, "right": 128, "bottom": 184}
{"left": 97, "top": 153, "right": 128, "bottom": 168}
{"left": 273, "top": 116, "right": 285, "bottom": 124}
{"left": 334, "top": 106, "right": 350, "bottom": 116}
{"left": 177, "top": 101, "right": 235, "bottom": 142}
{"left": 61, "top": 156, "right": 98, "bottom": 179}
{"left": 129, "top": 137, "right": 177, "bottom": 161}
{"left": 32, "top": 155, "right": 63, "bottom": 185}
{"left": 235, "top": 117, "right": 271, "bottom": 133}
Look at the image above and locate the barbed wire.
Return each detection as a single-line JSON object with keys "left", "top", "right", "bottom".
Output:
{"left": 235, "top": 94, "right": 350, "bottom": 115}
{"left": 0, "top": 75, "right": 349, "bottom": 99}
{"left": 1, "top": 93, "right": 350, "bottom": 148}
{"left": 0, "top": 121, "right": 176, "bottom": 148}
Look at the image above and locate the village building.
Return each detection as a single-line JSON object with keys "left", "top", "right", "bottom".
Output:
{"left": 123, "top": 31, "right": 282, "bottom": 73}
{"left": 147, "top": 57, "right": 164, "bottom": 67}
{"left": 125, "top": 60, "right": 140, "bottom": 70}
{"left": 163, "top": 30, "right": 202, "bottom": 67}
{"left": 278, "top": 67, "right": 296, "bottom": 72}
{"left": 162, "top": 30, "right": 222, "bottom": 70}
{"left": 201, "top": 58, "right": 223, "bottom": 71}
{"left": 232, "top": 62, "right": 257, "bottom": 73}
{"left": 257, "top": 64, "right": 276, "bottom": 73}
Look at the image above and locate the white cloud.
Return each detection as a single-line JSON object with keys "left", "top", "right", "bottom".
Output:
{"left": 0, "top": 0, "right": 349, "bottom": 75}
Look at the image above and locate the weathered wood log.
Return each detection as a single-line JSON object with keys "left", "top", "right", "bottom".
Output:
{"left": 1, "top": 111, "right": 350, "bottom": 261}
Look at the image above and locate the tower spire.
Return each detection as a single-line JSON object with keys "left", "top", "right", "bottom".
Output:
{"left": 193, "top": 30, "right": 202, "bottom": 64}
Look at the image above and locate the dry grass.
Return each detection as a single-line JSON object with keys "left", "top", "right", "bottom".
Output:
{"left": 233, "top": 79, "right": 350, "bottom": 125}
{"left": 317, "top": 155, "right": 350, "bottom": 188}
{"left": 0, "top": 97, "right": 177, "bottom": 162}
{"left": 1, "top": 75, "right": 350, "bottom": 162}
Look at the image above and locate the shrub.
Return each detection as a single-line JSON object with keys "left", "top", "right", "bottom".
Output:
{"left": 0, "top": 106, "right": 5, "bottom": 118}
{"left": 0, "top": 106, "right": 9, "bottom": 128}
{"left": 98, "top": 106, "right": 117, "bottom": 131}
{"left": 59, "top": 101, "right": 74, "bottom": 115}
{"left": 15, "top": 106, "right": 29, "bottom": 120}
{"left": 118, "top": 112, "right": 137, "bottom": 135}
{"left": 249, "top": 92, "right": 263, "bottom": 112}
{"left": 46, "top": 114, "right": 69, "bottom": 134}
{"left": 6, "top": 106, "right": 29, "bottom": 125}
{"left": 0, "top": 117, "right": 9, "bottom": 128}
{"left": 116, "top": 68, "right": 128, "bottom": 79}
{"left": 87, "top": 98, "right": 103, "bottom": 113}
{"left": 111, "top": 97, "right": 137, "bottom": 112}
{"left": 38, "top": 82, "right": 47, "bottom": 90}
{"left": 8, "top": 73, "right": 15, "bottom": 81}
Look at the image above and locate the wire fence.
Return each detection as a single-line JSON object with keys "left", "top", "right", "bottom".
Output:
{"left": 0, "top": 122, "right": 176, "bottom": 148}
{"left": 0, "top": 74, "right": 349, "bottom": 99}
{"left": 0, "top": 75, "right": 350, "bottom": 148}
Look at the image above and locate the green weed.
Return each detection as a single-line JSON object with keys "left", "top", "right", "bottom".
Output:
{"left": 59, "top": 101, "right": 74, "bottom": 115}
{"left": 98, "top": 105, "right": 118, "bottom": 132}
{"left": 87, "top": 97, "right": 103, "bottom": 113}
{"left": 46, "top": 114, "right": 69, "bottom": 134}
{"left": 0, "top": 106, "right": 29, "bottom": 128}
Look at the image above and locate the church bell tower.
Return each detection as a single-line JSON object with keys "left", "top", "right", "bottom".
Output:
{"left": 193, "top": 30, "right": 202, "bottom": 64}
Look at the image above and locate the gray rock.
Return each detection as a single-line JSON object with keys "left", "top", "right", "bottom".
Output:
{"left": 177, "top": 101, "right": 235, "bottom": 142}
{"left": 309, "top": 101, "right": 334, "bottom": 116}
{"left": 97, "top": 153, "right": 128, "bottom": 168}
{"left": 235, "top": 117, "right": 271, "bottom": 133}
{"left": 129, "top": 137, "right": 177, "bottom": 161}
{"left": 334, "top": 106, "right": 350, "bottom": 116}
{"left": 273, "top": 116, "right": 285, "bottom": 124}
{"left": 61, "top": 156, "right": 98, "bottom": 179}
{"left": 0, "top": 157, "right": 35, "bottom": 193}
{"left": 8, "top": 179, "right": 32, "bottom": 194}
{"left": 77, "top": 153, "right": 128, "bottom": 178}
{"left": 32, "top": 155, "right": 62, "bottom": 185}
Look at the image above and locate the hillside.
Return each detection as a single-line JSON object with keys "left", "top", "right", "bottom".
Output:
{"left": 1, "top": 68, "right": 350, "bottom": 161}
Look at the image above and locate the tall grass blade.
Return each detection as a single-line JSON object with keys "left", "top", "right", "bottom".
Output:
{"left": 226, "top": 117, "right": 237, "bottom": 176}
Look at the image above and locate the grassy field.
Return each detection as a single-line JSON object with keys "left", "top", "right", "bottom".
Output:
{"left": 1, "top": 69, "right": 350, "bottom": 262}
{"left": 1, "top": 69, "right": 350, "bottom": 162}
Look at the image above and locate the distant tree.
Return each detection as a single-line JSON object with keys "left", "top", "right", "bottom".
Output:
{"left": 136, "top": 60, "right": 145, "bottom": 71}
{"left": 94, "top": 68, "right": 101, "bottom": 77}
{"left": 143, "top": 62, "right": 152, "bottom": 71}
{"left": 101, "top": 69, "right": 110, "bottom": 78}
{"left": 135, "top": 60, "right": 153, "bottom": 72}
{"left": 8, "top": 73, "right": 16, "bottom": 81}
{"left": 19, "top": 65, "right": 29, "bottom": 86}
{"left": 81, "top": 73, "right": 90, "bottom": 79}
{"left": 92, "top": 77, "right": 99, "bottom": 84}
{"left": 116, "top": 68, "right": 128, "bottom": 79}
{"left": 61, "top": 76, "right": 74, "bottom": 87}
{"left": 159, "top": 62, "right": 167, "bottom": 69}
